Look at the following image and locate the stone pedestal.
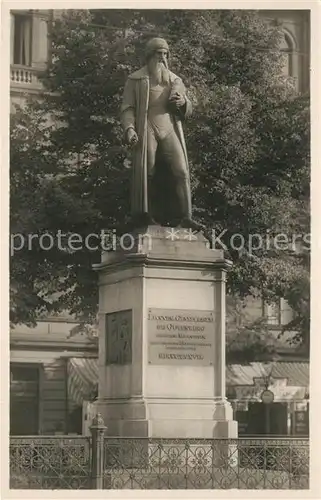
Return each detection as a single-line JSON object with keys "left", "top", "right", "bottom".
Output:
{"left": 93, "top": 226, "right": 238, "bottom": 439}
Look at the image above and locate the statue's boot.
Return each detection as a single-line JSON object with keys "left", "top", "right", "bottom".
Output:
{"left": 123, "top": 213, "right": 156, "bottom": 232}
{"left": 144, "top": 213, "right": 158, "bottom": 225}
{"left": 180, "top": 217, "right": 205, "bottom": 232}
{"left": 131, "top": 213, "right": 157, "bottom": 228}
{"left": 176, "top": 178, "right": 204, "bottom": 232}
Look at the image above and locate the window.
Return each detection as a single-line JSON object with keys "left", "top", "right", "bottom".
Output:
{"left": 12, "top": 13, "right": 32, "bottom": 66}
{"left": 279, "top": 31, "right": 296, "bottom": 79}
{"left": 264, "top": 300, "right": 281, "bottom": 325}
{"left": 263, "top": 298, "right": 294, "bottom": 326}
{"left": 10, "top": 363, "right": 40, "bottom": 435}
{"left": 247, "top": 402, "right": 288, "bottom": 436}
{"left": 292, "top": 406, "right": 309, "bottom": 436}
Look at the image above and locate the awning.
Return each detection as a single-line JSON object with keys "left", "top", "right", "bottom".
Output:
{"left": 67, "top": 357, "right": 99, "bottom": 406}
{"left": 226, "top": 361, "right": 309, "bottom": 388}
{"left": 66, "top": 358, "right": 309, "bottom": 406}
{"left": 226, "top": 361, "right": 309, "bottom": 402}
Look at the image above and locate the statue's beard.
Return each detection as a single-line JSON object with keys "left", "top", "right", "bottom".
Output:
{"left": 148, "top": 60, "right": 170, "bottom": 85}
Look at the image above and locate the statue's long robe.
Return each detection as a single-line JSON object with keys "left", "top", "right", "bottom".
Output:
{"left": 120, "top": 66, "right": 192, "bottom": 217}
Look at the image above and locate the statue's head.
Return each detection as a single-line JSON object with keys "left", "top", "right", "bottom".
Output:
{"left": 145, "top": 38, "right": 170, "bottom": 84}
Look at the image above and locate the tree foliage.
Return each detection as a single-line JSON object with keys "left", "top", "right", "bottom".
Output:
{"left": 10, "top": 9, "right": 310, "bottom": 347}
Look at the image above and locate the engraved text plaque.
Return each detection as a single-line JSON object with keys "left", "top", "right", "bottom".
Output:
{"left": 148, "top": 308, "right": 214, "bottom": 366}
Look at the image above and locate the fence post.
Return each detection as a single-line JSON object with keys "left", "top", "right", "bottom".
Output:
{"left": 90, "top": 413, "right": 107, "bottom": 489}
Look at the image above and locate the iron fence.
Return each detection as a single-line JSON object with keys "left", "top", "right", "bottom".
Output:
{"left": 102, "top": 437, "right": 309, "bottom": 489}
{"left": 10, "top": 436, "right": 91, "bottom": 489}
{"left": 10, "top": 415, "right": 309, "bottom": 490}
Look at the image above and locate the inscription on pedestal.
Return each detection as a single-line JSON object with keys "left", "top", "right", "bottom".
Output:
{"left": 148, "top": 308, "right": 214, "bottom": 366}
{"left": 105, "top": 310, "right": 132, "bottom": 365}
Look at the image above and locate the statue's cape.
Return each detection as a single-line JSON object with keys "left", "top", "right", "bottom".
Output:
{"left": 121, "top": 66, "right": 191, "bottom": 220}
{"left": 128, "top": 66, "right": 181, "bottom": 83}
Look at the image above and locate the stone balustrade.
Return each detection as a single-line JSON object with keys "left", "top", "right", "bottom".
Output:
{"left": 10, "top": 65, "right": 42, "bottom": 91}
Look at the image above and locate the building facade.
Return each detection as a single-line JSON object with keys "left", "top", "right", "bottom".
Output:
{"left": 10, "top": 9, "right": 51, "bottom": 107}
{"left": 9, "top": 9, "right": 310, "bottom": 436}
{"left": 10, "top": 318, "right": 98, "bottom": 435}
{"left": 10, "top": 9, "right": 310, "bottom": 100}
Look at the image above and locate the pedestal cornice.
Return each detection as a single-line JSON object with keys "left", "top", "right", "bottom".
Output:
{"left": 93, "top": 225, "right": 232, "bottom": 275}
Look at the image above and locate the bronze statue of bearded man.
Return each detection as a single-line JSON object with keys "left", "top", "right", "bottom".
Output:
{"left": 120, "top": 37, "right": 202, "bottom": 231}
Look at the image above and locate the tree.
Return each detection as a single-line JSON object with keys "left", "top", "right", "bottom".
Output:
{"left": 10, "top": 9, "right": 310, "bottom": 348}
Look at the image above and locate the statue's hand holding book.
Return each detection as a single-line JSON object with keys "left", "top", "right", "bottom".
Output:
{"left": 169, "top": 91, "right": 186, "bottom": 109}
